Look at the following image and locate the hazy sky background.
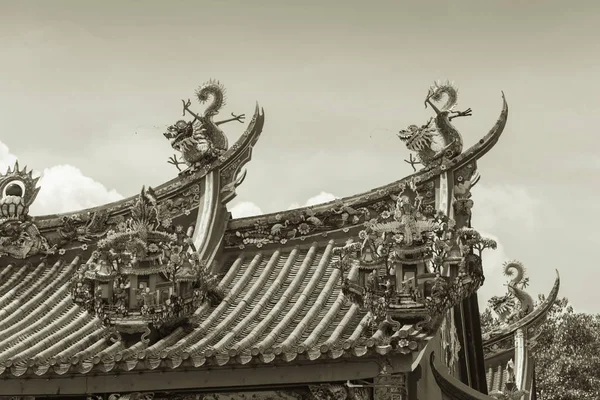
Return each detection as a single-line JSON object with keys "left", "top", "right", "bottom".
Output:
{"left": 1, "top": 0, "right": 598, "bottom": 312}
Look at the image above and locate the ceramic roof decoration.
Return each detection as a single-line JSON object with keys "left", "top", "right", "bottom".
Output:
{"left": 0, "top": 80, "right": 556, "bottom": 400}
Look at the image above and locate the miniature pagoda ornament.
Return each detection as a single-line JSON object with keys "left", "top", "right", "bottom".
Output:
{"left": 70, "top": 186, "right": 224, "bottom": 332}
{"left": 164, "top": 80, "right": 246, "bottom": 172}
{"left": 398, "top": 80, "right": 472, "bottom": 170}
{"left": 334, "top": 177, "right": 496, "bottom": 332}
{"left": 0, "top": 161, "right": 54, "bottom": 259}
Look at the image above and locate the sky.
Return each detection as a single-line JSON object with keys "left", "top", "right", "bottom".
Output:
{"left": 0, "top": 0, "right": 598, "bottom": 312}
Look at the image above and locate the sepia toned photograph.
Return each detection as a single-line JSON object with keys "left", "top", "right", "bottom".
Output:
{"left": 0, "top": 1, "right": 597, "bottom": 399}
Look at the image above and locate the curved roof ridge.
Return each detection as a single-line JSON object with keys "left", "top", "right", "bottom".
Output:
{"left": 228, "top": 93, "right": 508, "bottom": 229}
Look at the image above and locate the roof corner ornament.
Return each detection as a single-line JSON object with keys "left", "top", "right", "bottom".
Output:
{"left": 488, "top": 261, "right": 535, "bottom": 326}
{"left": 398, "top": 80, "right": 470, "bottom": 171}
{"left": 0, "top": 161, "right": 55, "bottom": 259}
{"left": 164, "top": 79, "right": 246, "bottom": 172}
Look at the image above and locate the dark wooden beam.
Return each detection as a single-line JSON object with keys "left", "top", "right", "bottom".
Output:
{"left": 0, "top": 356, "right": 413, "bottom": 396}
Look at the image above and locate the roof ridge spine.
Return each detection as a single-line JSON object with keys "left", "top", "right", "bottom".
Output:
{"left": 255, "top": 240, "right": 335, "bottom": 354}
{"left": 0, "top": 264, "right": 15, "bottom": 283}
{"left": 300, "top": 261, "right": 361, "bottom": 352}
{"left": 320, "top": 303, "right": 359, "bottom": 352}
{"left": 163, "top": 253, "right": 261, "bottom": 357}
{"left": 52, "top": 327, "right": 106, "bottom": 365}
{"left": 0, "top": 258, "right": 77, "bottom": 329}
{"left": 147, "top": 255, "right": 248, "bottom": 356}
{"left": 185, "top": 250, "right": 282, "bottom": 356}
{"left": 0, "top": 264, "right": 55, "bottom": 323}
{"left": 17, "top": 309, "right": 92, "bottom": 363}
{"left": 0, "top": 294, "right": 73, "bottom": 352}
{"left": 67, "top": 331, "right": 110, "bottom": 365}
{"left": 280, "top": 249, "right": 345, "bottom": 352}
{"left": 0, "top": 265, "right": 29, "bottom": 298}
{"left": 93, "top": 340, "right": 124, "bottom": 365}
{"left": 0, "top": 306, "right": 85, "bottom": 363}
{"left": 242, "top": 244, "right": 320, "bottom": 356}
{"left": 219, "top": 248, "right": 300, "bottom": 356}
{"left": 344, "top": 312, "right": 373, "bottom": 349}
{"left": 227, "top": 247, "right": 303, "bottom": 355}
{"left": 0, "top": 263, "right": 47, "bottom": 308}
{"left": 32, "top": 319, "right": 100, "bottom": 364}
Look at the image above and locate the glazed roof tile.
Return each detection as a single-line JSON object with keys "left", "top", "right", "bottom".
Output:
{"left": 0, "top": 241, "right": 429, "bottom": 377}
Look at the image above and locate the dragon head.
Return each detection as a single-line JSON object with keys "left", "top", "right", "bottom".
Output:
{"left": 164, "top": 119, "right": 212, "bottom": 165}
{"left": 0, "top": 161, "right": 40, "bottom": 221}
{"left": 164, "top": 120, "right": 194, "bottom": 148}
{"left": 488, "top": 291, "right": 517, "bottom": 324}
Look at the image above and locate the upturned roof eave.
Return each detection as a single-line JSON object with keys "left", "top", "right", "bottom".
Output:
{"left": 228, "top": 93, "right": 509, "bottom": 231}
{"left": 482, "top": 270, "right": 560, "bottom": 348}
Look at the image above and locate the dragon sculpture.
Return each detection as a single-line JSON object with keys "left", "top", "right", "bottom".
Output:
{"left": 164, "top": 80, "right": 246, "bottom": 171}
{"left": 398, "top": 81, "right": 472, "bottom": 169}
{"left": 488, "top": 261, "right": 535, "bottom": 325}
{"left": 0, "top": 162, "right": 53, "bottom": 259}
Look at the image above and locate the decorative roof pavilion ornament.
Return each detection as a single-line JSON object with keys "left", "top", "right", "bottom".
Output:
{"left": 0, "top": 161, "right": 54, "bottom": 259}
{"left": 398, "top": 81, "right": 472, "bottom": 171}
{"left": 334, "top": 175, "right": 497, "bottom": 332}
{"left": 164, "top": 80, "right": 246, "bottom": 172}
{"left": 70, "top": 186, "right": 224, "bottom": 332}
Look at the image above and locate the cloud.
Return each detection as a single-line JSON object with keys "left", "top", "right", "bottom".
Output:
{"left": 470, "top": 183, "right": 540, "bottom": 232}
{"left": 229, "top": 201, "right": 264, "bottom": 219}
{"left": 30, "top": 165, "right": 123, "bottom": 215}
{"left": 0, "top": 141, "right": 123, "bottom": 215}
{"left": 231, "top": 191, "right": 339, "bottom": 219}
{"left": 288, "top": 191, "right": 338, "bottom": 210}
{"left": 304, "top": 191, "right": 338, "bottom": 206}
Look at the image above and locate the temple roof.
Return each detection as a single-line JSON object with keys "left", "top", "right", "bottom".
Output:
{"left": 0, "top": 83, "right": 510, "bottom": 389}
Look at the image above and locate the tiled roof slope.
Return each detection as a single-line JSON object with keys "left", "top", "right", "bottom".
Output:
{"left": 0, "top": 240, "right": 429, "bottom": 377}
{"left": 485, "top": 353, "right": 514, "bottom": 394}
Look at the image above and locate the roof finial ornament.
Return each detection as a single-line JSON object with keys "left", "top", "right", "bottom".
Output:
{"left": 398, "top": 80, "right": 471, "bottom": 170}
{"left": 488, "top": 260, "right": 535, "bottom": 326}
{"left": 164, "top": 80, "right": 246, "bottom": 172}
{"left": 0, "top": 161, "right": 55, "bottom": 259}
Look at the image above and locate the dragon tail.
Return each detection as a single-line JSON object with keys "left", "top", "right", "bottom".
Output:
{"left": 196, "top": 79, "right": 226, "bottom": 117}
{"left": 429, "top": 80, "right": 459, "bottom": 111}
{"left": 503, "top": 260, "right": 526, "bottom": 287}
